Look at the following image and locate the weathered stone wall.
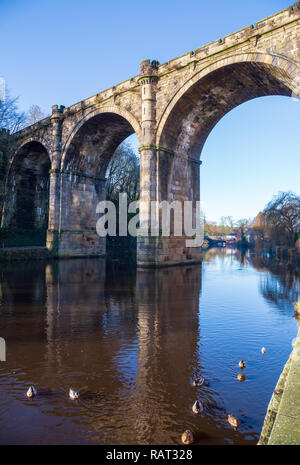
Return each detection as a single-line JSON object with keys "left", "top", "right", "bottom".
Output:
{"left": 58, "top": 173, "right": 105, "bottom": 257}
{"left": 10, "top": 2, "right": 300, "bottom": 265}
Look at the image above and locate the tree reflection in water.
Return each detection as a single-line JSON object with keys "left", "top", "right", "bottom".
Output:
{"left": 250, "top": 254, "right": 299, "bottom": 315}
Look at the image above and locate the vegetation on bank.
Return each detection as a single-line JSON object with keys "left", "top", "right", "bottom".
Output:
{"left": 252, "top": 191, "right": 300, "bottom": 253}
{"left": 204, "top": 215, "right": 251, "bottom": 237}
{"left": 204, "top": 191, "right": 300, "bottom": 254}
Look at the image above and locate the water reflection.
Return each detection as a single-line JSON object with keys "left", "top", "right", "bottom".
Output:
{"left": 0, "top": 251, "right": 298, "bottom": 445}
{"left": 132, "top": 266, "right": 202, "bottom": 444}
{"left": 250, "top": 255, "right": 299, "bottom": 315}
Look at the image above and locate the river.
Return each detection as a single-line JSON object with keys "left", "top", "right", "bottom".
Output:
{"left": 0, "top": 248, "right": 298, "bottom": 445}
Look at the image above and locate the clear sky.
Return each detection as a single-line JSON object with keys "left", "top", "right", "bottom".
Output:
{"left": 0, "top": 0, "right": 299, "bottom": 223}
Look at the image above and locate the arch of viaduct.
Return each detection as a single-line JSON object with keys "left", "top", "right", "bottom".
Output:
{"left": 6, "top": 3, "right": 300, "bottom": 266}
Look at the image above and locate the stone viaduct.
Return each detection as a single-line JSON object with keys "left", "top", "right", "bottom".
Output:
{"left": 5, "top": 3, "right": 300, "bottom": 266}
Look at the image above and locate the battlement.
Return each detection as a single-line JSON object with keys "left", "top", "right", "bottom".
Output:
{"left": 52, "top": 104, "right": 65, "bottom": 114}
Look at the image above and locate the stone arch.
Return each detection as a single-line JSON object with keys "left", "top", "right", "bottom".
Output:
{"left": 61, "top": 104, "right": 141, "bottom": 174}
{"left": 57, "top": 105, "right": 141, "bottom": 257}
{"left": 145, "top": 52, "right": 300, "bottom": 267}
{"left": 3, "top": 140, "right": 51, "bottom": 246}
{"left": 156, "top": 52, "right": 300, "bottom": 157}
{"left": 9, "top": 137, "right": 52, "bottom": 173}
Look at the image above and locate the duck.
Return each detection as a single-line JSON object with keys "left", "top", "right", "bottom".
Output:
{"left": 69, "top": 388, "right": 79, "bottom": 400}
{"left": 181, "top": 430, "right": 194, "bottom": 445}
{"left": 261, "top": 347, "right": 266, "bottom": 355}
{"left": 237, "top": 373, "right": 246, "bottom": 382}
{"left": 193, "top": 376, "right": 205, "bottom": 387}
{"left": 192, "top": 400, "right": 204, "bottom": 414}
{"left": 26, "top": 385, "right": 37, "bottom": 398}
{"left": 238, "top": 360, "right": 246, "bottom": 369}
{"left": 227, "top": 414, "right": 240, "bottom": 429}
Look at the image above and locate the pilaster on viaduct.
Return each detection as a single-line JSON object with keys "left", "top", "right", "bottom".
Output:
{"left": 5, "top": 3, "right": 300, "bottom": 266}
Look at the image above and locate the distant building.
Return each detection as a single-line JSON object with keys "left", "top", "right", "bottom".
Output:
{"left": 225, "top": 234, "right": 237, "bottom": 241}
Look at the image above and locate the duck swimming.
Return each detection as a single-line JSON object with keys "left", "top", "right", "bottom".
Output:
{"left": 181, "top": 430, "right": 194, "bottom": 445}
{"left": 26, "top": 386, "right": 37, "bottom": 398}
{"left": 193, "top": 376, "right": 205, "bottom": 387}
{"left": 192, "top": 400, "right": 204, "bottom": 414}
{"left": 69, "top": 388, "right": 79, "bottom": 400}
{"left": 227, "top": 414, "right": 240, "bottom": 429}
{"left": 238, "top": 360, "right": 246, "bottom": 369}
{"left": 261, "top": 347, "right": 266, "bottom": 355}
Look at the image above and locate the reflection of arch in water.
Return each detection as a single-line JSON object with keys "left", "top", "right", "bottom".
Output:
{"left": 45, "top": 258, "right": 107, "bottom": 371}
{"left": 130, "top": 265, "right": 203, "bottom": 443}
{"left": 44, "top": 262, "right": 204, "bottom": 443}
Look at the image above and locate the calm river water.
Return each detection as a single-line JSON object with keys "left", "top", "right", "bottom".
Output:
{"left": 0, "top": 248, "right": 298, "bottom": 445}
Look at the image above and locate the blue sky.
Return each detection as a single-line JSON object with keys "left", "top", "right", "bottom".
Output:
{"left": 0, "top": 0, "right": 299, "bottom": 223}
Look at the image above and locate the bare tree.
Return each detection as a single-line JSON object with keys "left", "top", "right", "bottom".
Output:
{"left": 0, "top": 91, "right": 26, "bottom": 133}
{"left": 0, "top": 90, "right": 27, "bottom": 225}
{"left": 105, "top": 141, "right": 140, "bottom": 257}
{"left": 219, "top": 216, "right": 230, "bottom": 237}
{"left": 263, "top": 191, "right": 300, "bottom": 247}
{"left": 235, "top": 218, "right": 252, "bottom": 228}
{"left": 106, "top": 142, "right": 139, "bottom": 203}
{"left": 26, "top": 104, "right": 46, "bottom": 126}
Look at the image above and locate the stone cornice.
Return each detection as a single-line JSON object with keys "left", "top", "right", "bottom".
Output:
{"left": 137, "top": 75, "right": 158, "bottom": 85}
{"left": 138, "top": 145, "right": 202, "bottom": 165}
{"left": 49, "top": 169, "right": 106, "bottom": 182}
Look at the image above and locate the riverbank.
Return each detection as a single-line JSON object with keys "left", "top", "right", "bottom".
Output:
{"left": 0, "top": 246, "right": 51, "bottom": 261}
{"left": 258, "top": 323, "right": 300, "bottom": 445}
